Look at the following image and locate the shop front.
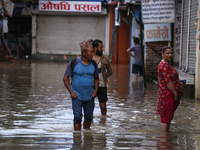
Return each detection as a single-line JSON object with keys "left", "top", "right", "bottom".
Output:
{"left": 8, "top": 2, "right": 32, "bottom": 57}
{"left": 179, "top": 0, "right": 198, "bottom": 75}
{"left": 141, "top": 0, "right": 175, "bottom": 80}
{"left": 31, "top": 0, "right": 109, "bottom": 61}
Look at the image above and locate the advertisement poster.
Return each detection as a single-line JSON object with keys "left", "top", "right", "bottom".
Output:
{"left": 142, "top": 0, "right": 175, "bottom": 23}
{"left": 13, "top": 3, "right": 31, "bottom": 15}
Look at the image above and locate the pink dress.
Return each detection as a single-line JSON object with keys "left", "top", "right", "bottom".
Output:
{"left": 157, "top": 60, "right": 182, "bottom": 121}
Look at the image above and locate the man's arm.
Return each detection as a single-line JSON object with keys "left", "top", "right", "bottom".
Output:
{"left": 91, "top": 61, "right": 99, "bottom": 97}
{"left": 19, "top": 38, "right": 25, "bottom": 50}
{"left": 19, "top": 44, "right": 25, "bottom": 50}
{"left": 63, "top": 74, "right": 77, "bottom": 99}
{"left": 126, "top": 48, "right": 135, "bottom": 58}
{"left": 92, "top": 78, "right": 99, "bottom": 98}
{"left": 106, "top": 57, "right": 113, "bottom": 78}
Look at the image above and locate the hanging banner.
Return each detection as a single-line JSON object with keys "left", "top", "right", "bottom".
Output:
{"left": 13, "top": 3, "right": 31, "bottom": 15}
{"left": 142, "top": 0, "right": 175, "bottom": 23}
{"left": 174, "top": 0, "right": 181, "bottom": 54}
{"left": 3, "top": 19, "right": 8, "bottom": 33}
{"left": 0, "top": 1, "right": 4, "bottom": 17}
{"left": 3, "top": 0, "right": 15, "bottom": 17}
{"left": 144, "top": 23, "right": 171, "bottom": 42}
{"left": 39, "top": 1, "right": 101, "bottom": 13}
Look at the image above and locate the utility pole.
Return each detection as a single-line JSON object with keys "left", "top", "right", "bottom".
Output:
{"left": 139, "top": 13, "right": 146, "bottom": 89}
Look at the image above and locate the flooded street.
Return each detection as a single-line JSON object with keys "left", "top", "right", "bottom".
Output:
{"left": 0, "top": 60, "right": 200, "bottom": 149}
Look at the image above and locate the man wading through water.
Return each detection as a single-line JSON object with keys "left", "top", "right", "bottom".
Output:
{"left": 92, "top": 39, "right": 113, "bottom": 115}
{"left": 63, "top": 39, "right": 99, "bottom": 131}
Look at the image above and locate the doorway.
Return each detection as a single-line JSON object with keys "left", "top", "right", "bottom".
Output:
{"left": 8, "top": 17, "right": 31, "bottom": 58}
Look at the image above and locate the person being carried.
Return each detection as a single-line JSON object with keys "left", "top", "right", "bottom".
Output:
{"left": 63, "top": 39, "right": 99, "bottom": 131}
{"left": 92, "top": 39, "right": 113, "bottom": 115}
{"left": 126, "top": 37, "right": 143, "bottom": 81}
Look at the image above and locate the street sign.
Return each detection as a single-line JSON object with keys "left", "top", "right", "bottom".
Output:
{"left": 144, "top": 23, "right": 171, "bottom": 42}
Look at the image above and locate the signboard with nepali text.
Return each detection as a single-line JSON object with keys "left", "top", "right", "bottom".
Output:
{"left": 142, "top": 0, "right": 175, "bottom": 23}
{"left": 39, "top": 1, "right": 101, "bottom": 12}
{"left": 174, "top": 12, "right": 181, "bottom": 54}
{"left": 144, "top": 23, "right": 171, "bottom": 42}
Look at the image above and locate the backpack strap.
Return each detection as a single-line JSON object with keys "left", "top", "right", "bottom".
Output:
{"left": 71, "top": 58, "right": 97, "bottom": 75}
{"left": 70, "top": 58, "right": 77, "bottom": 72}
{"left": 91, "top": 59, "right": 98, "bottom": 75}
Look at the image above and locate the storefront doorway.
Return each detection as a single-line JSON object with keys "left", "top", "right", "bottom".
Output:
{"left": 8, "top": 17, "right": 31, "bottom": 58}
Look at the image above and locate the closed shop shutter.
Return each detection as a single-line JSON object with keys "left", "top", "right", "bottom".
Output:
{"left": 180, "top": 0, "right": 189, "bottom": 71}
{"left": 188, "top": 0, "right": 198, "bottom": 74}
{"left": 36, "top": 16, "right": 106, "bottom": 55}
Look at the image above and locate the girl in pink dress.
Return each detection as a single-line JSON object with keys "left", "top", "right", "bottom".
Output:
{"left": 157, "top": 46, "right": 182, "bottom": 132}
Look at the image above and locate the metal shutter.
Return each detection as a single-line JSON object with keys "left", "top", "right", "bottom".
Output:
{"left": 181, "top": 0, "right": 189, "bottom": 71}
{"left": 36, "top": 16, "right": 106, "bottom": 55}
{"left": 188, "top": 0, "right": 198, "bottom": 74}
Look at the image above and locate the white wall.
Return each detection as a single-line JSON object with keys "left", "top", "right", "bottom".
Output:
{"left": 129, "top": 16, "right": 140, "bottom": 83}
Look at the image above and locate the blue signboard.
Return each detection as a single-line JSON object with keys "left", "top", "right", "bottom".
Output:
{"left": 144, "top": 23, "right": 171, "bottom": 42}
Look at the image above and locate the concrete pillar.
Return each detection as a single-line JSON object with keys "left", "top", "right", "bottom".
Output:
{"left": 32, "top": 15, "right": 37, "bottom": 54}
{"left": 105, "top": 11, "right": 110, "bottom": 56}
{"left": 195, "top": 10, "right": 200, "bottom": 100}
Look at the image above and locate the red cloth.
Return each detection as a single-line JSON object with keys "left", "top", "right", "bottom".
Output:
{"left": 157, "top": 60, "right": 182, "bottom": 117}
{"left": 161, "top": 90, "right": 175, "bottom": 123}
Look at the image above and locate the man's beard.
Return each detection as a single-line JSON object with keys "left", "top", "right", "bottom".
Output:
{"left": 96, "top": 50, "right": 103, "bottom": 56}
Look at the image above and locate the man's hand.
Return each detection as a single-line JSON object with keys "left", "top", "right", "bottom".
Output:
{"left": 22, "top": 47, "right": 25, "bottom": 50}
{"left": 126, "top": 48, "right": 135, "bottom": 58}
{"left": 91, "top": 90, "right": 97, "bottom": 98}
{"left": 63, "top": 75, "right": 77, "bottom": 99}
{"left": 131, "top": 54, "right": 136, "bottom": 58}
{"left": 20, "top": 45, "right": 25, "bottom": 50}
{"left": 70, "top": 91, "right": 77, "bottom": 99}
{"left": 93, "top": 78, "right": 99, "bottom": 98}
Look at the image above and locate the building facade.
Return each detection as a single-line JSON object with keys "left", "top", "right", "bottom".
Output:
{"left": 30, "top": 0, "right": 110, "bottom": 61}
{"left": 179, "top": 0, "right": 199, "bottom": 100}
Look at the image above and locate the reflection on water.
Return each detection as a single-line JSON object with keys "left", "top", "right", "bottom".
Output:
{"left": 0, "top": 61, "right": 200, "bottom": 149}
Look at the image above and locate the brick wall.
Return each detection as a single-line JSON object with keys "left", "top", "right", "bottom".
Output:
{"left": 145, "top": 41, "right": 168, "bottom": 81}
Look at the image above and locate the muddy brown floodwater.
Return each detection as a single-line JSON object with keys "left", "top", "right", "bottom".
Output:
{"left": 0, "top": 60, "right": 200, "bottom": 149}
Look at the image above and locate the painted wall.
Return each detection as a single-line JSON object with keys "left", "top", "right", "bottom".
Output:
{"left": 145, "top": 41, "right": 168, "bottom": 80}
{"left": 173, "top": 0, "right": 182, "bottom": 66}
{"left": 196, "top": 11, "right": 200, "bottom": 100}
{"left": 129, "top": 16, "right": 140, "bottom": 83}
{"left": 109, "top": 6, "right": 130, "bottom": 64}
